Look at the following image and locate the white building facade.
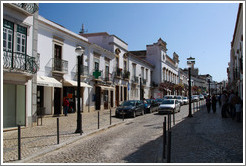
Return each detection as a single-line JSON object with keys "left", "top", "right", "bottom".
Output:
{"left": 3, "top": 3, "right": 39, "bottom": 129}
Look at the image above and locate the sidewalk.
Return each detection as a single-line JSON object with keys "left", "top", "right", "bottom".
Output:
{"left": 3, "top": 109, "right": 124, "bottom": 163}
{"left": 158, "top": 104, "right": 244, "bottom": 163}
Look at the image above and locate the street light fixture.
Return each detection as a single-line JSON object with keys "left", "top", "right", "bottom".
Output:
{"left": 75, "top": 46, "right": 84, "bottom": 134}
{"left": 187, "top": 56, "right": 195, "bottom": 118}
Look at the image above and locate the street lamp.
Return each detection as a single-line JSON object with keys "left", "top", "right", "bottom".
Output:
{"left": 187, "top": 57, "right": 195, "bottom": 118}
{"left": 139, "top": 74, "right": 142, "bottom": 100}
{"left": 208, "top": 78, "right": 211, "bottom": 97}
{"left": 75, "top": 46, "right": 84, "bottom": 134}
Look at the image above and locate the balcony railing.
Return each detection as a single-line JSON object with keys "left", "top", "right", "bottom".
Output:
{"left": 52, "top": 58, "right": 68, "bottom": 73}
{"left": 104, "top": 73, "right": 113, "bottom": 82}
{"left": 122, "top": 70, "right": 130, "bottom": 80}
{"left": 3, "top": 51, "right": 37, "bottom": 74}
{"left": 142, "top": 79, "right": 147, "bottom": 85}
{"left": 132, "top": 76, "right": 139, "bottom": 84}
{"left": 80, "top": 65, "right": 89, "bottom": 76}
{"left": 12, "top": 3, "right": 39, "bottom": 14}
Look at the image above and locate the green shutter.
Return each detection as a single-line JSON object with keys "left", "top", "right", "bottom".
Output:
{"left": 3, "top": 19, "right": 14, "bottom": 30}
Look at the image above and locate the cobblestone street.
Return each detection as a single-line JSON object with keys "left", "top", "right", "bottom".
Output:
{"left": 3, "top": 101, "right": 244, "bottom": 164}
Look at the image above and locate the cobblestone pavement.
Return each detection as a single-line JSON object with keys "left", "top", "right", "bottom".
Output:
{"left": 160, "top": 102, "right": 244, "bottom": 163}
{"left": 3, "top": 109, "right": 123, "bottom": 163}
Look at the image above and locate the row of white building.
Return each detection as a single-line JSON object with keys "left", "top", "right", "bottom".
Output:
{"left": 3, "top": 3, "right": 212, "bottom": 130}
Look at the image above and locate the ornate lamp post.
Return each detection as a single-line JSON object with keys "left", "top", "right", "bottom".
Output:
{"left": 75, "top": 46, "right": 84, "bottom": 134}
{"left": 187, "top": 57, "right": 195, "bottom": 118}
{"left": 139, "top": 74, "right": 142, "bottom": 100}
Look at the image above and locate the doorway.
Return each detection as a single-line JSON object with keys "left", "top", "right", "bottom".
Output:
{"left": 54, "top": 88, "right": 61, "bottom": 115}
{"left": 95, "top": 86, "right": 101, "bottom": 110}
{"left": 115, "top": 86, "right": 119, "bottom": 106}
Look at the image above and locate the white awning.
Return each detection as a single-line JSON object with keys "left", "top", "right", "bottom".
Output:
{"left": 96, "top": 85, "right": 114, "bottom": 90}
{"left": 64, "top": 80, "right": 92, "bottom": 88}
{"left": 37, "top": 76, "right": 62, "bottom": 88}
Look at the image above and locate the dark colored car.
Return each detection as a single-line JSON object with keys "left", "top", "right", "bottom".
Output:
{"left": 115, "top": 100, "right": 145, "bottom": 118}
{"left": 144, "top": 99, "right": 159, "bottom": 113}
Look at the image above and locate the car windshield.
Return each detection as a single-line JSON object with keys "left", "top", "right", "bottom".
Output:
{"left": 146, "top": 99, "right": 152, "bottom": 104}
{"left": 162, "top": 100, "right": 174, "bottom": 104}
{"left": 121, "top": 101, "right": 136, "bottom": 106}
{"left": 156, "top": 99, "right": 163, "bottom": 102}
{"left": 176, "top": 96, "right": 182, "bottom": 99}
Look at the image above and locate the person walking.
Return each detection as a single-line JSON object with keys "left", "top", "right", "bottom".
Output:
{"left": 220, "top": 90, "right": 228, "bottom": 118}
{"left": 206, "top": 95, "right": 211, "bottom": 113}
{"left": 228, "top": 91, "right": 237, "bottom": 119}
{"left": 211, "top": 94, "right": 217, "bottom": 113}
{"left": 235, "top": 92, "right": 242, "bottom": 122}
{"left": 63, "top": 97, "right": 69, "bottom": 116}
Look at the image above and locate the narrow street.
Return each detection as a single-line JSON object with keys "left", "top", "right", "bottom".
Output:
{"left": 27, "top": 104, "right": 196, "bottom": 163}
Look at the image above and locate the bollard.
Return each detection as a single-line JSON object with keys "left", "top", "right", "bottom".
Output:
{"left": 57, "top": 118, "right": 59, "bottom": 144}
{"left": 18, "top": 125, "right": 21, "bottom": 160}
{"left": 80, "top": 114, "right": 82, "bottom": 135}
{"left": 98, "top": 111, "right": 100, "bottom": 129}
{"left": 163, "top": 117, "right": 167, "bottom": 159}
{"left": 167, "top": 130, "right": 172, "bottom": 163}
{"left": 110, "top": 109, "right": 112, "bottom": 125}
{"left": 173, "top": 110, "right": 175, "bottom": 126}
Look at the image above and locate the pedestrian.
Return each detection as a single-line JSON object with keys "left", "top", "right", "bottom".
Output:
{"left": 63, "top": 97, "right": 69, "bottom": 116}
{"left": 206, "top": 95, "right": 211, "bottom": 113}
{"left": 211, "top": 94, "right": 217, "bottom": 113}
{"left": 228, "top": 91, "right": 237, "bottom": 119}
{"left": 220, "top": 90, "right": 228, "bottom": 118}
{"left": 235, "top": 92, "right": 242, "bottom": 122}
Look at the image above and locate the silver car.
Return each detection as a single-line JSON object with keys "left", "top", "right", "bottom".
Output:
{"left": 158, "top": 99, "right": 181, "bottom": 114}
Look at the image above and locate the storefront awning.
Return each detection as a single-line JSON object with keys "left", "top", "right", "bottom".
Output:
{"left": 37, "top": 76, "right": 62, "bottom": 88}
{"left": 64, "top": 80, "right": 92, "bottom": 88}
{"left": 96, "top": 85, "right": 114, "bottom": 90}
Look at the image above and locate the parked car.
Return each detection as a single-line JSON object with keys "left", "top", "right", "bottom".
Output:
{"left": 115, "top": 100, "right": 145, "bottom": 118}
{"left": 158, "top": 99, "right": 181, "bottom": 114}
{"left": 199, "top": 94, "right": 205, "bottom": 100}
{"left": 182, "top": 97, "right": 189, "bottom": 105}
{"left": 192, "top": 95, "right": 199, "bottom": 102}
{"left": 155, "top": 98, "right": 164, "bottom": 105}
{"left": 175, "top": 96, "right": 184, "bottom": 105}
{"left": 164, "top": 95, "right": 175, "bottom": 99}
{"left": 144, "top": 99, "right": 159, "bottom": 113}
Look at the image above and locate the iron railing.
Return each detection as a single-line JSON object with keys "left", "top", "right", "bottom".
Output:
{"left": 143, "top": 79, "right": 147, "bottom": 85}
{"left": 122, "top": 70, "right": 130, "bottom": 80}
{"left": 132, "top": 76, "right": 139, "bottom": 84}
{"left": 80, "top": 65, "right": 89, "bottom": 76}
{"left": 3, "top": 51, "right": 37, "bottom": 74}
{"left": 104, "top": 72, "right": 113, "bottom": 82}
{"left": 52, "top": 58, "right": 68, "bottom": 73}
{"left": 12, "top": 3, "right": 39, "bottom": 14}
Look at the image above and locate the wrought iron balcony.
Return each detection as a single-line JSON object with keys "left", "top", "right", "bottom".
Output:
{"left": 52, "top": 58, "right": 68, "bottom": 73}
{"left": 104, "top": 73, "right": 113, "bottom": 82}
{"left": 132, "top": 76, "right": 139, "bottom": 84}
{"left": 123, "top": 70, "right": 130, "bottom": 80}
{"left": 12, "top": 3, "right": 39, "bottom": 14}
{"left": 142, "top": 79, "right": 147, "bottom": 85}
{"left": 3, "top": 50, "right": 37, "bottom": 74}
{"left": 80, "top": 65, "right": 89, "bottom": 76}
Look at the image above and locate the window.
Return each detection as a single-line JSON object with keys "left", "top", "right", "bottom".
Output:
{"left": 124, "top": 60, "right": 127, "bottom": 70}
{"left": 132, "top": 63, "right": 136, "bottom": 76}
{"left": 16, "top": 25, "right": 27, "bottom": 54}
{"left": 146, "top": 69, "right": 148, "bottom": 81}
{"left": 116, "top": 57, "right": 119, "bottom": 68}
{"left": 3, "top": 19, "right": 14, "bottom": 52}
{"left": 94, "top": 59, "right": 99, "bottom": 71}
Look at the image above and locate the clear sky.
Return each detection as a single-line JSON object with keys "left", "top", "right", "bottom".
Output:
{"left": 39, "top": 2, "right": 239, "bottom": 82}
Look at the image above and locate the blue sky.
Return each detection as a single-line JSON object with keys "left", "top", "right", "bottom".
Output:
{"left": 39, "top": 2, "right": 239, "bottom": 82}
